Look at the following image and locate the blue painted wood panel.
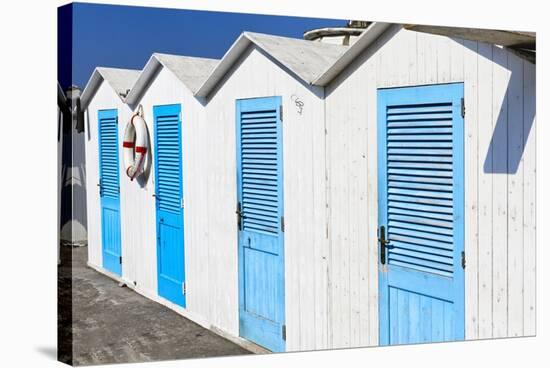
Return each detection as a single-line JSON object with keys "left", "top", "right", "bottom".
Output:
{"left": 236, "top": 96, "right": 285, "bottom": 352}
{"left": 378, "top": 83, "right": 465, "bottom": 345}
{"left": 98, "top": 109, "right": 122, "bottom": 276}
{"left": 154, "top": 104, "right": 186, "bottom": 308}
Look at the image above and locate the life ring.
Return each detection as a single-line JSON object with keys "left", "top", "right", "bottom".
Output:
{"left": 123, "top": 107, "right": 148, "bottom": 181}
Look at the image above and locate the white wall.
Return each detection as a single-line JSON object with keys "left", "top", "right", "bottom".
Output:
{"left": 205, "top": 45, "right": 329, "bottom": 350}
{"left": 324, "top": 25, "right": 536, "bottom": 347}
{"left": 125, "top": 66, "right": 213, "bottom": 323}
{"left": 84, "top": 28, "right": 536, "bottom": 353}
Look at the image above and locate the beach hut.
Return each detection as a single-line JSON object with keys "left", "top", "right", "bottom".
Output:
{"left": 317, "top": 23, "right": 536, "bottom": 347}
{"left": 118, "top": 54, "right": 219, "bottom": 320}
{"left": 81, "top": 67, "right": 140, "bottom": 278}
{"left": 59, "top": 86, "right": 89, "bottom": 247}
{"left": 193, "top": 32, "right": 348, "bottom": 352}
{"left": 57, "top": 83, "right": 68, "bottom": 264}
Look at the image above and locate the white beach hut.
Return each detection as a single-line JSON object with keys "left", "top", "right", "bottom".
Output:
{"left": 192, "top": 32, "right": 348, "bottom": 352}
{"left": 81, "top": 67, "right": 140, "bottom": 279}
{"left": 317, "top": 23, "right": 536, "bottom": 347}
{"left": 117, "top": 54, "right": 219, "bottom": 322}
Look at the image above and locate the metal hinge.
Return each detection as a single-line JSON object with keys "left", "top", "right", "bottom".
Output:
{"left": 461, "top": 98, "right": 465, "bottom": 118}
{"left": 182, "top": 282, "right": 186, "bottom": 295}
{"left": 181, "top": 198, "right": 184, "bottom": 208}
{"left": 461, "top": 251, "right": 466, "bottom": 269}
{"left": 282, "top": 325, "right": 286, "bottom": 341}
{"left": 280, "top": 216, "right": 285, "bottom": 232}
{"left": 119, "top": 256, "right": 122, "bottom": 264}
{"left": 279, "top": 105, "right": 283, "bottom": 121}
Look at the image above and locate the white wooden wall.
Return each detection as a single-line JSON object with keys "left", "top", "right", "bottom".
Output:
{"left": 125, "top": 66, "right": 217, "bottom": 326}
{"left": 84, "top": 27, "right": 536, "bottom": 353}
{"left": 205, "top": 45, "right": 329, "bottom": 350}
{"left": 324, "top": 25, "right": 536, "bottom": 346}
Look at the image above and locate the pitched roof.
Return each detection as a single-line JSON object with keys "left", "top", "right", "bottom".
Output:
{"left": 194, "top": 31, "right": 349, "bottom": 97}
{"left": 315, "top": 21, "right": 537, "bottom": 84}
{"left": 80, "top": 67, "right": 140, "bottom": 110}
{"left": 313, "top": 22, "right": 392, "bottom": 85}
{"left": 124, "top": 54, "right": 219, "bottom": 105}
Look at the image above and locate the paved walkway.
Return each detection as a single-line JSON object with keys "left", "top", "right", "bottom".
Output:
{"left": 58, "top": 246, "right": 251, "bottom": 365}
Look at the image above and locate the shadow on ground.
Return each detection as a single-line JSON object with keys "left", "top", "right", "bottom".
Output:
{"left": 58, "top": 246, "right": 251, "bottom": 366}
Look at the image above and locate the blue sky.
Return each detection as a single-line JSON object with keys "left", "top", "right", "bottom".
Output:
{"left": 58, "top": 3, "right": 347, "bottom": 89}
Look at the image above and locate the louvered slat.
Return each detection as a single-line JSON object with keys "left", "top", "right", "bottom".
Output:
{"left": 240, "top": 109, "right": 279, "bottom": 234}
{"left": 385, "top": 102, "right": 455, "bottom": 277}
{"left": 99, "top": 116, "right": 119, "bottom": 198}
{"left": 156, "top": 113, "right": 181, "bottom": 213}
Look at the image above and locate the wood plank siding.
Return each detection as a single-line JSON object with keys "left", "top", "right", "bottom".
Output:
{"left": 325, "top": 25, "right": 536, "bottom": 346}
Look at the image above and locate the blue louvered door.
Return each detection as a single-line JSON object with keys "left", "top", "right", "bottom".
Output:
{"left": 153, "top": 104, "right": 186, "bottom": 308}
{"left": 98, "top": 109, "right": 122, "bottom": 276}
{"left": 236, "top": 97, "right": 285, "bottom": 352}
{"left": 378, "top": 83, "right": 465, "bottom": 345}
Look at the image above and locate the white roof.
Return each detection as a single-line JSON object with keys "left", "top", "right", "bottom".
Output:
{"left": 80, "top": 67, "right": 140, "bottom": 110}
{"left": 124, "top": 54, "right": 219, "bottom": 105}
{"left": 314, "top": 22, "right": 392, "bottom": 85}
{"left": 81, "top": 24, "right": 394, "bottom": 108}
{"left": 194, "top": 31, "right": 349, "bottom": 97}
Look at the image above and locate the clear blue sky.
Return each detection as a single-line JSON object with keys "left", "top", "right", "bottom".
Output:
{"left": 58, "top": 3, "right": 347, "bottom": 90}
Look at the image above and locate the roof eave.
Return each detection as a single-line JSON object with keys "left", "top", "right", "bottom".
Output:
{"left": 80, "top": 69, "right": 104, "bottom": 111}
{"left": 124, "top": 56, "right": 163, "bottom": 106}
{"left": 313, "top": 22, "right": 392, "bottom": 86}
{"left": 194, "top": 33, "right": 252, "bottom": 98}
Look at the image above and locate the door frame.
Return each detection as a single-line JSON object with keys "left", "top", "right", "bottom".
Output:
{"left": 377, "top": 83, "right": 465, "bottom": 345}
{"left": 98, "top": 108, "right": 122, "bottom": 276}
{"left": 153, "top": 103, "right": 186, "bottom": 308}
{"left": 236, "top": 96, "right": 286, "bottom": 352}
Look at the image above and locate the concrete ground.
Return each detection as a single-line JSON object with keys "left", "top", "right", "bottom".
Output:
{"left": 58, "top": 246, "right": 252, "bottom": 366}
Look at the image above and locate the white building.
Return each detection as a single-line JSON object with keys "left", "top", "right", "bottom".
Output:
{"left": 81, "top": 67, "right": 140, "bottom": 278}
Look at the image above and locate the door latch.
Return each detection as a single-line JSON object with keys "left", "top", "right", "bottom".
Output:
{"left": 378, "top": 225, "right": 390, "bottom": 265}
{"left": 236, "top": 202, "right": 245, "bottom": 230}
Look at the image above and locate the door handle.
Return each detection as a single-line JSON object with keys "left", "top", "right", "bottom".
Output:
{"left": 378, "top": 225, "right": 390, "bottom": 265}
{"left": 236, "top": 202, "right": 246, "bottom": 230}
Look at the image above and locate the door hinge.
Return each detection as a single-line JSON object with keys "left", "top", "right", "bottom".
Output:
{"left": 181, "top": 198, "right": 184, "bottom": 208}
{"left": 461, "top": 251, "right": 466, "bottom": 269}
{"left": 461, "top": 98, "right": 465, "bottom": 118}
{"left": 279, "top": 105, "right": 283, "bottom": 122}
{"left": 282, "top": 324, "right": 286, "bottom": 341}
{"left": 280, "top": 216, "right": 285, "bottom": 232}
{"left": 182, "top": 282, "right": 186, "bottom": 295}
{"left": 119, "top": 256, "right": 122, "bottom": 264}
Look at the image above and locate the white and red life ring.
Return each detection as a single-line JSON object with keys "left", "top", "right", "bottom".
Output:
{"left": 123, "top": 107, "right": 149, "bottom": 181}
